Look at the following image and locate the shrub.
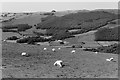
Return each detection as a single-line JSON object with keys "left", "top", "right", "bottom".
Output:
{"left": 33, "top": 31, "right": 45, "bottom": 36}
{"left": 7, "top": 36, "right": 19, "bottom": 40}
{"left": 95, "top": 27, "right": 119, "bottom": 41}
{"left": 17, "top": 37, "right": 50, "bottom": 43}
{"left": 83, "top": 48, "right": 98, "bottom": 52}
{"left": 83, "top": 43, "right": 119, "bottom": 54}
{"left": 2, "top": 24, "right": 32, "bottom": 32}
{"left": 51, "top": 30, "right": 74, "bottom": 40}
{"left": 17, "top": 24, "right": 32, "bottom": 31}
{"left": 17, "top": 38, "right": 30, "bottom": 43}
{"left": 2, "top": 29, "right": 17, "bottom": 32}
{"left": 97, "top": 43, "right": 119, "bottom": 54}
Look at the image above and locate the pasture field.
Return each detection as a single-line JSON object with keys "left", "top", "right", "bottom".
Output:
{"left": 2, "top": 42, "right": 118, "bottom": 78}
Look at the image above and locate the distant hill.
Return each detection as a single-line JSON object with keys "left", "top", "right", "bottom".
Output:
{"left": 1, "top": 9, "right": 119, "bottom": 40}
{"left": 1, "top": 13, "right": 47, "bottom": 27}
{"left": 94, "top": 9, "right": 119, "bottom": 14}
{"left": 36, "top": 10, "right": 117, "bottom": 29}
{"left": 36, "top": 11, "right": 117, "bottom": 38}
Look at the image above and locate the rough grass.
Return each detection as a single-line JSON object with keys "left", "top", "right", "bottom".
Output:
{"left": 2, "top": 42, "right": 118, "bottom": 78}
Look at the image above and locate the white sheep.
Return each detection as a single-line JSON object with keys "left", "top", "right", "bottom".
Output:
{"left": 43, "top": 48, "right": 47, "bottom": 50}
{"left": 95, "top": 52, "right": 98, "bottom": 54}
{"left": 106, "top": 57, "right": 114, "bottom": 61}
{"left": 58, "top": 48, "right": 61, "bottom": 50}
{"left": 54, "top": 60, "right": 63, "bottom": 68}
{"left": 3, "top": 40, "right": 6, "bottom": 42}
{"left": 52, "top": 48, "right": 56, "bottom": 52}
{"left": 21, "top": 52, "right": 27, "bottom": 56}
{"left": 21, "top": 52, "right": 30, "bottom": 57}
{"left": 71, "top": 50, "right": 76, "bottom": 53}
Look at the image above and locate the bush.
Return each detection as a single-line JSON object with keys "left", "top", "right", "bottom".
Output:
{"left": 16, "top": 38, "right": 30, "bottom": 43}
{"left": 2, "top": 25, "right": 18, "bottom": 29}
{"left": 17, "top": 24, "right": 32, "bottom": 31}
{"left": 16, "top": 37, "right": 50, "bottom": 43}
{"left": 83, "top": 48, "right": 98, "bottom": 52}
{"left": 7, "top": 36, "right": 19, "bottom": 40}
{"left": 51, "top": 30, "right": 75, "bottom": 40}
{"left": 97, "top": 43, "right": 119, "bottom": 54}
{"left": 109, "top": 21, "right": 117, "bottom": 24}
{"left": 2, "top": 24, "right": 32, "bottom": 32}
{"left": 33, "top": 31, "right": 45, "bottom": 36}
{"left": 83, "top": 43, "right": 119, "bottom": 54}
{"left": 95, "top": 27, "right": 119, "bottom": 41}
{"left": 2, "top": 29, "right": 17, "bottom": 32}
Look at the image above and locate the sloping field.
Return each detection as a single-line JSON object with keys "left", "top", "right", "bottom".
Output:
{"left": 2, "top": 32, "right": 21, "bottom": 40}
{"left": 1, "top": 10, "right": 79, "bottom": 26}
{"left": 2, "top": 42, "right": 118, "bottom": 78}
{"left": 65, "top": 21, "right": 119, "bottom": 47}
{"left": 2, "top": 14, "right": 47, "bottom": 26}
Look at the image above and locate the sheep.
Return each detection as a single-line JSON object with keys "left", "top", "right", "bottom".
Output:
{"left": 43, "top": 48, "right": 47, "bottom": 50}
{"left": 95, "top": 52, "right": 98, "bottom": 54}
{"left": 52, "top": 48, "right": 56, "bottom": 52}
{"left": 71, "top": 50, "right": 76, "bottom": 53}
{"left": 21, "top": 52, "right": 27, "bottom": 56}
{"left": 58, "top": 48, "right": 61, "bottom": 50}
{"left": 106, "top": 57, "right": 114, "bottom": 61}
{"left": 21, "top": 52, "right": 30, "bottom": 57}
{"left": 54, "top": 60, "right": 63, "bottom": 68}
{"left": 3, "top": 40, "right": 6, "bottom": 42}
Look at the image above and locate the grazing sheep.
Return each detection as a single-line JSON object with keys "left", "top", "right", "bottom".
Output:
{"left": 106, "top": 57, "right": 114, "bottom": 61}
{"left": 57, "top": 40, "right": 62, "bottom": 42}
{"left": 95, "top": 52, "right": 98, "bottom": 54}
{"left": 52, "top": 48, "right": 56, "bottom": 52}
{"left": 21, "top": 52, "right": 27, "bottom": 56}
{"left": 21, "top": 52, "right": 30, "bottom": 57}
{"left": 43, "top": 48, "right": 47, "bottom": 50}
{"left": 3, "top": 40, "right": 6, "bottom": 42}
{"left": 71, "top": 50, "right": 76, "bottom": 53}
{"left": 58, "top": 48, "right": 61, "bottom": 50}
{"left": 54, "top": 60, "right": 63, "bottom": 68}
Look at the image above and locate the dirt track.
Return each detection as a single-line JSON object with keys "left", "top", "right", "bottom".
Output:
{"left": 2, "top": 42, "right": 118, "bottom": 78}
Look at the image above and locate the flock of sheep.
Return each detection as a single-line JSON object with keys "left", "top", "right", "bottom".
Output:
{"left": 21, "top": 47, "right": 76, "bottom": 68}
{"left": 3, "top": 39, "right": 115, "bottom": 68}
{"left": 21, "top": 47, "right": 114, "bottom": 68}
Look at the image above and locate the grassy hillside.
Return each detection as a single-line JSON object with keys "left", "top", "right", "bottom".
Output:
{"left": 1, "top": 10, "right": 118, "bottom": 41}
{"left": 36, "top": 11, "right": 117, "bottom": 30}
{"left": 1, "top": 13, "right": 47, "bottom": 27}
{"left": 36, "top": 11, "right": 117, "bottom": 39}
